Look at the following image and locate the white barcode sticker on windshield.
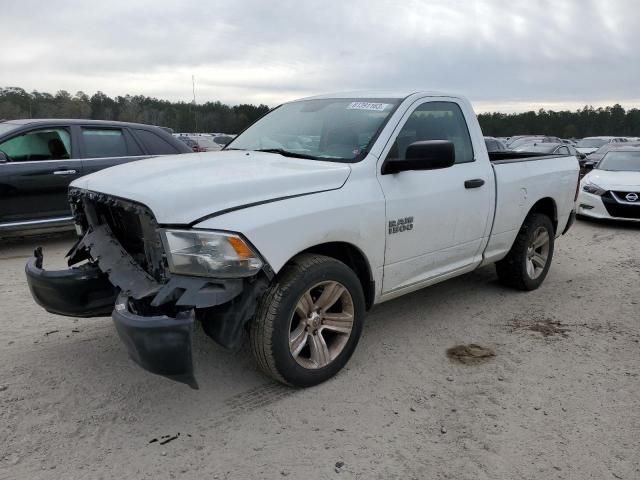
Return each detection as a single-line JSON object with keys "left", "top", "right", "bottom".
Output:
{"left": 347, "top": 102, "right": 390, "bottom": 111}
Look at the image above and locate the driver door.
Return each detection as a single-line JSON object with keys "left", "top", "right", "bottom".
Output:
{"left": 377, "top": 99, "right": 494, "bottom": 295}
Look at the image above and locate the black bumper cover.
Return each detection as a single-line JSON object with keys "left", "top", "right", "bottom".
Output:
{"left": 25, "top": 247, "right": 259, "bottom": 388}
{"left": 25, "top": 251, "right": 117, "bottom": 317}
{"left": 112, "top": 294, "right": 197, "bottom": 388}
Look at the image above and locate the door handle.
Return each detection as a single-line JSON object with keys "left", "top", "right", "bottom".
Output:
{"left": 52, "top": 169, "right": 77, "bottom": 175}
{"left": 464, "top": 178, "right": 485, "bottom": 189}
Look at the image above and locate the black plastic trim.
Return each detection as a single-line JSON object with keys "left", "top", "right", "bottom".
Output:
{"left": 464, "top": 178, "right": 486, "bottom": 189}
{"left": 199, "top": 276, "right": 269, "bottom": 350}
{"left": 489, "top": 152, "right": 566, "bottom": 164}
{"left": 25, "top": 250, "right": 117, "bottom": 318}
{"left": 562, "top": 210, "right": 576, "bottom": 235}
{"left": 112, "top": 294, "right": 197, "bottom": 388}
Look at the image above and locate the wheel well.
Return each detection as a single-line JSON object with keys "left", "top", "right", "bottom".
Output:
{"left": 528, "top": 197, "right": 558, "bottom": 232}
{"left": 299, "top": 242, "right": 375, "bottom": 310}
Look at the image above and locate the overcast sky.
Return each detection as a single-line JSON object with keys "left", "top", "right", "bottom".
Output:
{"left": 2, "top": 0, "right": 638, "bottom": 112}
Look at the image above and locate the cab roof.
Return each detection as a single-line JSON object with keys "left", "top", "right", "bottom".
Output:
{"left": 295, "top": 90, "right": 461, "bottom": 102}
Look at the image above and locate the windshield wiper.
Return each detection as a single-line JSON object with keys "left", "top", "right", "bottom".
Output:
{"left": 254, "top": 148, "right": 319, "bottom": 160}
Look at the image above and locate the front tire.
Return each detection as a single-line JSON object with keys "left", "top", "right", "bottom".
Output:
{"left": 250, "top": 254, "right": 366, "bottom": 387}
{"left": 496, "top": 213, "right": 555, "bottom": 291}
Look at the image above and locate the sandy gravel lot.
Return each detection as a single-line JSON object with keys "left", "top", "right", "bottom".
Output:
{"left": 1, "top": 219, "right": 639, "bottom": 480}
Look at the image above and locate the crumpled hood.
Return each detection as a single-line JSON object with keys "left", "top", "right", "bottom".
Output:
{"left": 584, "top": 170, "right": 640, "bottom": 190}
{"left": 71, "top": 151, "right": 351, "bottom": 224}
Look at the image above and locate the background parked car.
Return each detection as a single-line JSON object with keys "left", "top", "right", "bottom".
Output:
{"left": 175, "top": 133, "right": 232, "bottom": 152}
{"left": 579, "top": 142, "right": 640, "bottom": 175}
{"left": 484, "top": 136, "right": 507, "bottom": 152}
{"left": 513, "top": 141, "right": 582, "bottom": 159}
{"left": 175, "top": 135, "right": 200, "bottom": 152}
{"left": 0, "top": 119, "right": 191, "bottom": 236}
{"left": 575, "top": 136, "right": 628, "bottom": 155}
{"left": 507, "top": 135, "right": 562, "bottom": 149}
{"left": 514, "top": 142, "right": 585, "bottom": 173}
{"left": 577, "top": 146, "right": 640, "bottom": 221}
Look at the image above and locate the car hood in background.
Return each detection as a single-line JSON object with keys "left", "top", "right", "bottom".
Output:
{"left": 577, "top": 147, "right": 598, "bottom": 154}
{"left": 71, "top": 151, "right": 351, "bottom": 224}
{"left": 585, "top": 170, "right": 640, "bottom": 190}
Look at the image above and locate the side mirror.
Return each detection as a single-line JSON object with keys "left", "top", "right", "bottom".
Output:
{"left": 577, "top": 153, "right": 587, "bottom": 160}
{"left": 0, "top": 152, "right": 7, "bottom": 163}
{"left": 382, "top": 140, "right": 455, "bottom": 175}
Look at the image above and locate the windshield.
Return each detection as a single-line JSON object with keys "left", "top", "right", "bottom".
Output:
{"left": 0, "top": 122, "right": 20, "bottom": 136}
{"left": 227, "top": 98, "right": 401, "bottom": 161}
{"left": 597, "top": 151, "right": 640, "bottom": 172}
{"left": 577, "top": 138, "right": 609, "bottom": 148}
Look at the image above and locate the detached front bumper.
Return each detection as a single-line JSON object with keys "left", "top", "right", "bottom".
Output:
{"left": 112, "top": 294, "right": 197, "bottom": 388}
{"left": 24, "top": 246, "right": 259, "bottom": 388}
{"left": 25, "top": 250, "right": 117, "bottom": 317}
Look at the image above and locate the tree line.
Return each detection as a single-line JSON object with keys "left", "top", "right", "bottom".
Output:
{"left": 2, "top": 86, "right": 640, "bottom": 138}
{"left": 0, "top": 87, "right": 270, "bottom": 134}
{"left": 478, "top": 104, "right": 640, "bottom": 139}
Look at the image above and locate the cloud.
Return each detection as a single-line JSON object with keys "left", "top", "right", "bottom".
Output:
{"left": 1, "top": 0, "right": 638, "bottom": 111}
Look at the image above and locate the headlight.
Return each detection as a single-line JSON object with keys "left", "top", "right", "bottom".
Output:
{"left": 160, "top": 229, "right": 264, "bottom": 278}
{"left": 582, "top": 181, "right": 606, "bottom": 196}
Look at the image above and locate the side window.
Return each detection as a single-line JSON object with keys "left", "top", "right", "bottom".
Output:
{"left": 0, "top": 128, "right": 71, "bottom": 162}
{"left": 558, "top": 146, "right": 570, "bottom": 155}
{"left": 82, "top": 128, "right": 127, "bottom": 158}
{"left": 134, "top": 129, "right": 179, "bottom": 155}
{"left": 388, "top": 101, "right": 474, "bottom": 164}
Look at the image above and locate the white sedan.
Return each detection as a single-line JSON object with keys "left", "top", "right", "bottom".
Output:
{"left": 577, "top": 148, "right": 640, "bottom": 222}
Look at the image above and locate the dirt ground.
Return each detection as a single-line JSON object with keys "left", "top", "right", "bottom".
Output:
{"left": 1, "top": 219, "right": 639, "bottom": 480}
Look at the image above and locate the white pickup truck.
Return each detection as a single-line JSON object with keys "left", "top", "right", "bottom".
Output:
{"left": 26, "top": 92, "right": 579, "bottom": 388}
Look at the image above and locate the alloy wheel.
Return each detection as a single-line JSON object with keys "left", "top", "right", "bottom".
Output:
{"left": 288, "top": 281, "right": 355, "bottom": 369}
{"left": 526, "top": 226, "right": 550, "bottom": 279}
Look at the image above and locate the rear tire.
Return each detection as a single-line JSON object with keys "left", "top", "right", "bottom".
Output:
{"left": 496, "top": 213, "right": 555, "bottom": 291}
{"left": 250, "top": 254, "right": 366, "bottom": 387}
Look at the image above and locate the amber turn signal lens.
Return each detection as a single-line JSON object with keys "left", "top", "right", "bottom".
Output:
{"left": 227, "top": 236, "right": 254, "bottom": 258}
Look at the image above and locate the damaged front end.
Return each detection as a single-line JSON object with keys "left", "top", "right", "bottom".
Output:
{"left": 25, "top": 188, "right": 270, "bottom": 388}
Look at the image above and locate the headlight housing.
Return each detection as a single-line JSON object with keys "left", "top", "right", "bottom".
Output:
{"left": 582, "top": 181, "right": 606, "bottom": 196}
{"left": 160, "top": 229, "right": 264, "bottom": 278}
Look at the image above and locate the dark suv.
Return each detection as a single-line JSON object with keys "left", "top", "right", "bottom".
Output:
{"left": 0, "top": 119, "right": 191, "bottom": 237}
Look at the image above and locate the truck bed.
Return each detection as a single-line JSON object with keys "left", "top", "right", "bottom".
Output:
{"left": 480, "top": 152, "right": 579, "bottom": 266}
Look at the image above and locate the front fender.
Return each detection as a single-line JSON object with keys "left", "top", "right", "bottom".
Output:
{"left": 193, "top": 173, "right": 386, "bottom": 277}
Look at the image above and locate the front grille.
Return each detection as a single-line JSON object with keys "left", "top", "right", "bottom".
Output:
{"left": 612, "top": 191, "right": 640, "bottom": 202}
{"left": 70, "top": 189, "right": 168, "bottom": 281}
{"left": 602, "top": 192, "right": 640, "bottom": 219}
